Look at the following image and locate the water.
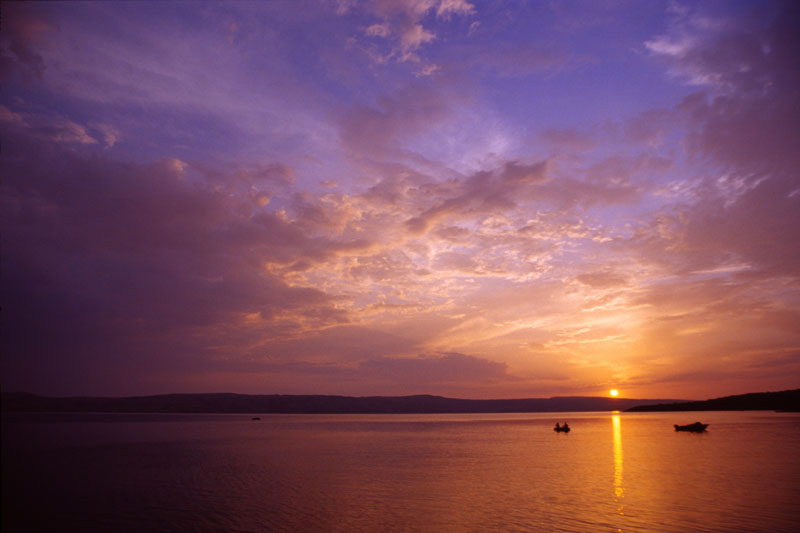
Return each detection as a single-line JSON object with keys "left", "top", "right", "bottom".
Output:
{"left": 3, "top": 411, "right": 799, "bottom": 532}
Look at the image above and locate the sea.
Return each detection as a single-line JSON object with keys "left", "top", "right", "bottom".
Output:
{"left": 2, "top": 411, "right": 798, "bottom": 532}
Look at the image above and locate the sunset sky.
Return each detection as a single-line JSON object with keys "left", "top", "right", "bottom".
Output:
{"left": 2, "top": 0, "right": 798, "bottom": 400}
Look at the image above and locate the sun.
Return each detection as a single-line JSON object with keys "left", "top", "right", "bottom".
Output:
{"left": 609, "top": 389, "right": 619, "bottom": 397}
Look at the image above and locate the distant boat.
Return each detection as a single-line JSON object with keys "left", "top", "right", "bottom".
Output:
{"left": 554, "top": 424, "right": 570, "bottom": 432}
{"left": 251, "top": 417, "right": 261, "bottom": 421}
{"left": 674, "top": 422, "right": 708, "bottom": 432}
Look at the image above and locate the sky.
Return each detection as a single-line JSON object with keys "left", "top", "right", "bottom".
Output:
{"left": 2, "top": 0, "right": 798, "bottom": 400}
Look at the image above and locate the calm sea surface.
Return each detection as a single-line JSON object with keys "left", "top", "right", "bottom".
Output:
{"left": 2, "top": 411, "right": 799, "bottom": 532}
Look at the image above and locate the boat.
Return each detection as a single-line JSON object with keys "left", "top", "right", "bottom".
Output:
{"left": 554, "top": 424, "right": 570, "bottom": 432}
{"left": 251, "top": 417, "right": 261, "bottom": 421}
{"left": 674, "top": 422, "right": 708, "bottom": 432}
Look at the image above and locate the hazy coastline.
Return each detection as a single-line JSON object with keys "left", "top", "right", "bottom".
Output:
{"left": 4, "top": 388, "right": 797, "bottom": 414}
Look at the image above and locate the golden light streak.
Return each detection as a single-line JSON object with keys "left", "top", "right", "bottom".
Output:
{"left": 612, "top": 414, "right": 624, "bottom": 504}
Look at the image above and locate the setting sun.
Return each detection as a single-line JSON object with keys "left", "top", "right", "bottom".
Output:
{"left": 610, "top": 389, "right": 619, "bottom": 397}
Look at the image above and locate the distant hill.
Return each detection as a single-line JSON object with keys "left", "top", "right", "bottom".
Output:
{"left": 626, "top": 389, "right": 800, "bottom": 412}
{"left": 1, "top": 392, "right": 682, "bottom": 414}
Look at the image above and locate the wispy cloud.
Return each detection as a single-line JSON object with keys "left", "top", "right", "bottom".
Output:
{"left": 1, "top": 0, "right": 798, "bottom": 399}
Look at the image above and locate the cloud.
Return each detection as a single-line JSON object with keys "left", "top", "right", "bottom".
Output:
{"left": 540, "top": 127, "right": 596, "bottom": 151}
{"left": 2, "top": 1, "right": 339, "bottom": 167}
{"left": 622, "top": 273, "right": 800, "bottom": 394}
{"left": 405, "top": 159, "right": 549, "bottom": 234}
{"left": 359, "top": 352, "right": 512, "bottom": 385}
{"left": 415, "top": 63, "right": 441, "bottom": 77}
{"left": 0, "top": 128, "right": 360, "bottom": 393}
{"left": 398, "top": 24, "right": 436, "bottom": 61}
{"left": 339, "top": 83, "right": 451, "bottom": 156}
{"left": 90, "top": 122, "right": 121, "bottom": 148}
{"left": 350, "top": 0, "right": 475, "bottom": 65}
{"left": 633, "top": 0, "right": 800, "bottom": 278}
{"left": 367, "top": 0, "right": 473, "bottom": 20}
{"left": 2, "top": 1, "right": 798, "bottom": 399}
{"left": 226, "top": 21, "right": 240, "bottom": 45}
{"left": 436, "top": 0, "right": 475, "bottom": 18}
{"left": 576, "top": 271, "right": 628, "bottom": 289}
{"left": 0, "top": 3, "right": 54, "bottom": 82}
{"left": 365, "top": 22, "right": 391, "bottom": 37}
{"left": 646, "top": 1, "right": 796, "bottom": 94}
{"left": 432, "top": 251, "right": 478, "bottom": 273}
{"left": 1, "top": 105, "right": 98, "bottom": 145}
{"left": 196, "top": 350, "right": 517, "bottom": 397}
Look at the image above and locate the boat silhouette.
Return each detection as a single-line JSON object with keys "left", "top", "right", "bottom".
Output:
{"left": 674, "top": 422, "right": 708, "bottom": 432}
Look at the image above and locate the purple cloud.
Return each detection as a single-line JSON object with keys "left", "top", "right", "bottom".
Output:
{"left": 2, "top": 1, "right": 798, "bottom": 400}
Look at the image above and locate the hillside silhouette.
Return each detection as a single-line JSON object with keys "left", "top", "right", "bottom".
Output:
{"left": 626, "top": 389, "right": 800, "bottom": 412}
{"left": 2, "top": 392, "right": 679, "bottom": 414}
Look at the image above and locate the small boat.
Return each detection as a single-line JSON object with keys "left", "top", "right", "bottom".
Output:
{"left": 674, "top": 422, "right": 708, "bottom": 432}
{"left": 251, "top": 417, "right": 261, "bottom": 421}
{"left": 554, "top": 424, "right": 570, "bottom": 432}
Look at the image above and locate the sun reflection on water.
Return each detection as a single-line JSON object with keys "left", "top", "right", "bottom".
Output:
{"left": 612, "top": 414, "right": 624, "bottom": 514}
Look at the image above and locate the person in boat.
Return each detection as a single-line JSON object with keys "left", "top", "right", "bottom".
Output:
{"left": 563, "top": 422, "right": 569, "bottom": 430}
{"left": 555, "top": 422, "right": 561, "bottom": 430}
